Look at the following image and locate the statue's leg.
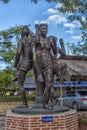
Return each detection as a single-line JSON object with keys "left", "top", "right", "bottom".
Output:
{"left": 33, "top": 62, "right": 44, "bottom": 82}
{"left": 53, "top": 61, "right": 67, "bottom": 82}
{"left": 13, "top": 69, "right": 18, "bottom": 82}
{"left": 50, "top": 86, "right": 55, "bottom": 106}
{"left": 58, "top": 63, "right": 67, "bottom": 83}
{"left": 32, "top": 62, "right": 45, "bottom": 108}
{"left": 53, "top": 60, "right": 61, "bottom": 80}
{"left": 43, "top": 68, "right": 54, "bottom": 109}
{"left": 17, "top": 70, "right": 28, "bottom": 108}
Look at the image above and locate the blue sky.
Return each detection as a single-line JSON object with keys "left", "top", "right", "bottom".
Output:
{"left": 0, "top": 0, "right": 82, "bottom": 51}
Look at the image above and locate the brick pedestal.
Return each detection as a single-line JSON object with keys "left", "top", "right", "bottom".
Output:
{"left": 6, "top": 109, "right": 78, "bottom": 130}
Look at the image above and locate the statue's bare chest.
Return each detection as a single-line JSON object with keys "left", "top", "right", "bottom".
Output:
{"left": 40, "top": 37, "right": 51, "bottom": 49}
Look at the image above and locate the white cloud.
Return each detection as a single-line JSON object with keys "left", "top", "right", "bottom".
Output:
{"left": 72, "top": 20, "right": 81, "bottom": 27}
{"left": 47, "top": 8, "right": 58, "bottom": 14}
{"left": 63, "top": 23, "right": 76, "bottom": 29}
{"left": 34, "top": 3, "right": 81, "bottom": 37}
{"left": 34, "top": 20, "right": 39, "bottom": 24}
{"left": 71, "top": 35, "right": 82, "bottom": 40}
{"left": 64, "top": 20, "right": 81, "bottom": 34}
{"left": 46, "top": 14, "right": 67, "bottom": 24}
{"left": 65, "top": 30, "right": 73, "bottom": 34}
{"left": 34, "top": 20, "right": 47, "bottom": 24}
{"left": 41, "top": 4, "right": 67, "bottom": 26}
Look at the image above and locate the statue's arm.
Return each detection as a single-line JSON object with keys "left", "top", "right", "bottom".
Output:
{"left": 13, "top": 40, "right": 22, "bottom": 68}
{"left": 35, "top": 24, "right": 40, "bottom": 42}
{"left": 58, "top": 38, "right": 66, "bottom": 56}
{"left": 28, "top": 28, "right": 35, "bottom": 38}
{"left": 51, "top": 37, "right": 58, "bottom": 56}
{"left": 28, "top": 25, "right": 40, "bottom": 44}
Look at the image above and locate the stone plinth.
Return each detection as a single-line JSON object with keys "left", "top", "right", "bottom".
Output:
{"left": 5, "top": 109, "right": 78, "bottom": 130}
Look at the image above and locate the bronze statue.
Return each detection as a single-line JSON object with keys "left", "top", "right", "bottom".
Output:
{"left": 33, "top": 23, "right": 54, "bottom": 109}
{"left": 47, "top": 36, "right": 67, "bottom": 83}
{"left": 27, "top": 23, "right": 67, "bottom": 109}
{"left": 13, "top": 26, "right": 33, "bottom": 108}
{"left": 13, "top": 23, "right": 67, "bottom": 110}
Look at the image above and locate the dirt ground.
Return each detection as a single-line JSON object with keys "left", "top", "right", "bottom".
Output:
{"left": 0, "top": 101, "right": 33, "bottom": 115}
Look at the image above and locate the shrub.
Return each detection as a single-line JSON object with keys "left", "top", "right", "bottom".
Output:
{"left": 0, "top": 95, "right": 35, "bottom": 102}
{"left": 79, "top": 118, "right": 87, "bottom": 124}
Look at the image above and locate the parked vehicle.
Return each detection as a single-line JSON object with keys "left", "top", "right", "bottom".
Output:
{"left": 56, "top": 90, "right": 87, "bottom": 110}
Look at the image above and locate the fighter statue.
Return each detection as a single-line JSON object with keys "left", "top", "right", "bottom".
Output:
{"left": 13, "top": 26, "right": 33, "bottom": 108}
{"left": 33, "top": 23, "right": 54, "bottom": 109}
{"left": 33, "top": 23, "right": 67, "bottom": 109}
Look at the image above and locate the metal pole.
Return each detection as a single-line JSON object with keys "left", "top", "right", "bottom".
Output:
{"left": 67, "top": 42, "right": 70, "bottom": 55}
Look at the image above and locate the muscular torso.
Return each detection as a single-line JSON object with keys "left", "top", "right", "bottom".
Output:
{"left": 35, "top": 37, "right": 53, "bottom": 69}
{"left": 16, "top": 36, "right": 33, "bottom": 71}
{"left": 20, "top": 37, "right": 33, "bottom": 60}
{"left": 35, "top": 37, "right": 51, "bottom": 53}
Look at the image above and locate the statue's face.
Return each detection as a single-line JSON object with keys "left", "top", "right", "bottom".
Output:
{"left": 40, "top": 25, "right": 48, "bottom": 36}
{"left": 23, "top": 27, "right": 29, "bottom": 34}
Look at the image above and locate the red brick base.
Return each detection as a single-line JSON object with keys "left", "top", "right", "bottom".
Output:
{"left": 5, "top": 109, "right": 78, "bottom": 130}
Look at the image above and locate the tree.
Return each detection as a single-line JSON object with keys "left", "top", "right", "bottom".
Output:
{"left": 0, "top": 25, "right": 22, "bottom": 68}
{"left": 0, "top": 68, "right": 16, "bottom": 89}
{"left": 0, "top": 25, "right": 22, "bottom": 88}
{"left": 70, "top": 42, "right": 87, "bottom": 56}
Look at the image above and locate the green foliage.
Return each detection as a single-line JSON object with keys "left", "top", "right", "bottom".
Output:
{"left": 70, "top": 42, "right": 87, "bottom": 56}
{"left": 0, "top": 25, "right": 22, "bottom": 42}
{"left": 79, "top": 118, "right": 87, "bottom": 125}
{"left": 26, "top": 69, "right": 34, "bottom": 78}
{"left": 0, "top": 68, "right": 16, "bottom": 88}
{"left": 0, "top": 25, "right": 22, "bottom": 89}
{"left": 0, "top": 95, "right": 35, "bottom": 102}
{"left": 0, "top": 25, "right": 23, "bottom": 67}
{"left": 0, "top": 0, "right": 9, "bottom": 4}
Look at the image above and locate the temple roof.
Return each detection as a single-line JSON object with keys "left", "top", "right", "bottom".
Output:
{"left": 58, "top": 55, "right": 87, "bottom": 81}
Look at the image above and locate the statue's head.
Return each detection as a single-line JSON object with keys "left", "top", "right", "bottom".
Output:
{"left": 39, "top": 23, "right": 48, "bottom": 36}
{"left": 48, "top": 36, "right": 57, "bottom": 44}
{"left": 21, "top": 26, "right": 29, "bottom": 37}
{"left": 59, "top": 38, "right": 63, "bottom": 43}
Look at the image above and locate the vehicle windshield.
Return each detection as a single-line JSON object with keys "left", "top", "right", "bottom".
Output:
{"left": 78, "top": 91, "right": 87, "bottom": 96}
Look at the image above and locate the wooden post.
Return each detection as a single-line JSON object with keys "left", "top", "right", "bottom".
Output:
{"left": 60, "top": 83, "right": 63, "bottom": 106}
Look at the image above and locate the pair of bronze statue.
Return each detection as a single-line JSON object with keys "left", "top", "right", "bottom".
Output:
{"left": 13, "top": 23, "right": 67, "bottom": 109}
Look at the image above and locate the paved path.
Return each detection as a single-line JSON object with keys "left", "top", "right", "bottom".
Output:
{"left": 0, "top": 116, "right": 6, "bottom": 130}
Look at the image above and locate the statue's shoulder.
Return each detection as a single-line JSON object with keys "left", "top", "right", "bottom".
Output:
{"left": 18, "top": 39, "right": 23, "bottom": 45}
{"left": 47, "top": 36, "right": 54, "bottom": 44}
{"left": 48, "top": 36, "right": 57, "bottom": 41}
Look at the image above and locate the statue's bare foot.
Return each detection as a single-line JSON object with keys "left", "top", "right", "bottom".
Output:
{"left": 44, "top": 104, "right": 53, "bottom": 110}
{"left": 17, "top": 104, "right": 28, "bottom": 108}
